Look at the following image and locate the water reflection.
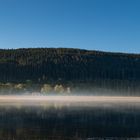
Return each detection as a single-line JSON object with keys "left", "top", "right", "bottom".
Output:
{"left": 0, "top": 96, "right": 140, "bottom": 139}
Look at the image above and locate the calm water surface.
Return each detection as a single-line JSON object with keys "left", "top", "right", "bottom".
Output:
{"left": 0, "top": 96, "right": 140, "bottom": 140}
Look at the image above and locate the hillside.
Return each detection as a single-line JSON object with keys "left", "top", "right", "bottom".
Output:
{"left": 0, "top": 48, "right": 140, "bottom": 94}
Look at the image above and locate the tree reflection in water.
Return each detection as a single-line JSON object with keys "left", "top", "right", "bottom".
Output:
{"left": 0, "top": 103, "right": 140, "bottom": 140}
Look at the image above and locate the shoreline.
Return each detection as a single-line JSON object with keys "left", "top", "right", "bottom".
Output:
{"left": 0, "top": 95, "right": 140, "bottom": 103}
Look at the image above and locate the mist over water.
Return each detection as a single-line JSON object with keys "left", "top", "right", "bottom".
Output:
{"left": 1, "top": 95, "right": 140, "bottom": 107}
{"left": 0, "top": 95, "right": 140, "bottom": 139}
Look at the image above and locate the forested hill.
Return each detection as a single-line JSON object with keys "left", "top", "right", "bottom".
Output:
{"left": 0, "top": 48, "right": 140, "bottom": 85}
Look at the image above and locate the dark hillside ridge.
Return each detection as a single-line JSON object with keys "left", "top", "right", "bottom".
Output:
{"left": 0, "top": 48, "right": 140, "bottom": 94}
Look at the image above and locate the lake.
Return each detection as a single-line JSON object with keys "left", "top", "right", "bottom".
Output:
{"left": 0, "top": 96, "right": 140, "bottom": 140}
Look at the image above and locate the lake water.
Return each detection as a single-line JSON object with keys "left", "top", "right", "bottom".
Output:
{"left": 0, "top": 96, "right": 140, "bottom": 140}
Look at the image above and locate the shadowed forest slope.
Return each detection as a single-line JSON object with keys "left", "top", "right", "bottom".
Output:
{"left": 0, "top": 48, "right": 140, "bottom": 94}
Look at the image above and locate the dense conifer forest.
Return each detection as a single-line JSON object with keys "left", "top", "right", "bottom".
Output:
{"left": 0, "top": 48, "right": 140, "bottom": 94}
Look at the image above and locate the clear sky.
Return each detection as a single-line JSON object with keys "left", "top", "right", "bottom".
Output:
{"left": 0, "top": 0, "right": 140, "bottom": 53}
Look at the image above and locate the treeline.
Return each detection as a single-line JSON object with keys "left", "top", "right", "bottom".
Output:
{"left": 0, "top": 48, "right": 140, "bottom": 94}
{"left": 0, "top": 83, "right": 71, "bottom": 95}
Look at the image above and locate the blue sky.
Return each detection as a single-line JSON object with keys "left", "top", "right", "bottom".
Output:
{"left": 0, "top": 0, "right": 140, "bottom": 53}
